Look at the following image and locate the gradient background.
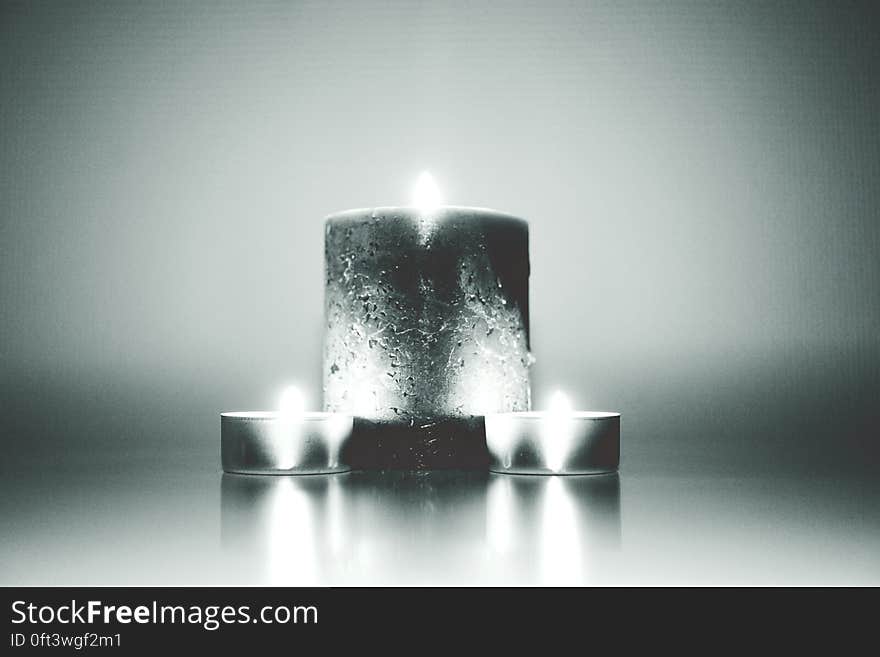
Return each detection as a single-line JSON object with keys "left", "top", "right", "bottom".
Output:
{"left": 1, "top": 1, "right": 878, "bottom": 585}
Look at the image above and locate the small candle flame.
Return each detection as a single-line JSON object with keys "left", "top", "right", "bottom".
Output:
{"left": 544, "top": 389, "right": 574, "bottom": 472}
{"left": 548, "top": 390, "right": 573, "bottom": 415}
{"left": 279, "top": 385, "right": 306, "bottom": 418}
{"left": 413, "top": 171, "right": 442, "bottom": 212}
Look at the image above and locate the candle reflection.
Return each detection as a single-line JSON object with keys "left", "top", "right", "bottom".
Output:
{"left": 221, "top": 471, "right": 620, "bottom": 585}
{"left": 220, "top": 474, "right": 344, "bottom": 584}
{"left": 485, "top": 473, "right": 621, "bottom": 585}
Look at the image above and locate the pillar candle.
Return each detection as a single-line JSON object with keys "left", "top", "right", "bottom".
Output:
{"left": 323, "top": 204, "right": 531, "bottom": 468}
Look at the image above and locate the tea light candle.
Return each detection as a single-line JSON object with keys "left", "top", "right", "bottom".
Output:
{"left": 485, "top": 392, "right": 620, "bottom": 475}
{"left": 221, "top": 386, "right": 353, "bottom": 475}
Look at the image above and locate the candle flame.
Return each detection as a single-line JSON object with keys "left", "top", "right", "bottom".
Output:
{"left": 544, "top": 390, "right": 574, "bottom": 472}
{"left": 413, "top": 171, "right": 442, "bottom": 212}
{"left": 548, "top": 390, "right": 573, "bottom": 415}
{"left": 279, "top": 385, "right": 306, "bottom": 419}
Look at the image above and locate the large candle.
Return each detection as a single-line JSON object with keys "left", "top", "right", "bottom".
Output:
{"left": 323, "top": 174, "right": 531, "bottom": 468}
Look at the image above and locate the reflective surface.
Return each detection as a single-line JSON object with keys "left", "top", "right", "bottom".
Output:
{"left": 2, "top": 464, "right": 877, "bottom": 586}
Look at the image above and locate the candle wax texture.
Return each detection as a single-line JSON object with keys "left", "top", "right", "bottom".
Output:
{"left": 324, "top": 207, "right": 531, "bottom": 466}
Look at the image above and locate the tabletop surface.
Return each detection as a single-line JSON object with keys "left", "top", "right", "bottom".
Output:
{"left": 2, "top": 462, "right": 878, "bottom": 586}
